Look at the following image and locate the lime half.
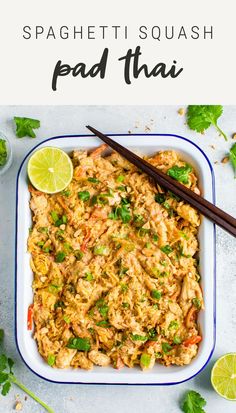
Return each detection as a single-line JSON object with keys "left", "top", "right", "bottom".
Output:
{"left": 27, "top": 147, "right": 73, "bottom": 194}
{"left": 211, "top": 353, "right": 236, "bottom": 401}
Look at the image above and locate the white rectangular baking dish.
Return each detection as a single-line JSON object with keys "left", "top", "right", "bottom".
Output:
{"left": 15, "top": 133, "right": 216, "bottom": 384}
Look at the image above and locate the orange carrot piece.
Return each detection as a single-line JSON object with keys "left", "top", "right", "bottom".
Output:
{"left": 183, "top": 335, "right": 202, "bottom": 346}
{"left": 27, "top": 304, "right": 34, "bottom": 330}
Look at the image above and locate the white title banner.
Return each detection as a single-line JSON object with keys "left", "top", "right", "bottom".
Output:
{"left": 1, "top": 0, "right": 235, "bottom": 104}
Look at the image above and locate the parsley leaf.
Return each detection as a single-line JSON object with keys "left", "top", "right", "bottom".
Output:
{"left": 229, "top": 142, "right": 236, "bottom": 177}
{"left": 186, "top": 105, "right": 227, "bottom": 141}
{"left": 0, "top": 139, "right": 7, "bottom": 166}
{"left": 167, "top": 164, "right": 192, "bottom": 184}
{"left": 14, "top": 117, "right": 40, "bottom": 138}
{"left": 182, "top": 390, "right": 206, "bottom": 413}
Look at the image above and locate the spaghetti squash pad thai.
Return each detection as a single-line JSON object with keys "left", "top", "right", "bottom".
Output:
{"left": 28, "top": 146, "right": 203, "bottom": 371}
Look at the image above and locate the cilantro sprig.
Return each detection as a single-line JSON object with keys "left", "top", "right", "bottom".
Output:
{"left": 0, "top": 329, "right": 54, "bottom": 412}
{"left": 186, "top": 105, "right": 227, "bottom": 141}
{"left": 14, "top": 117, "right": 40, "bottom": 138}
{"left": 182, "top": 390, "right": 206, "bottom": 413}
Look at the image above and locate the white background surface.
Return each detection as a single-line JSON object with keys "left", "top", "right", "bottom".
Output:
{"left": 0, "top": 105, "right": 235, "bottom": 412}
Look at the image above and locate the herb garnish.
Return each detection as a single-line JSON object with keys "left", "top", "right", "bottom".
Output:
{"left": 88, "top": 177, "right": 100, "bottom": 183}
{"left": 167, "top": 164, "right": 192, "bottom": 184}
{"left": 14, "top": 116, "right": 40, "bottom": 138}
{"left": 78, "top": 191, "right": 90, "bottom": 202}
{"left": 55, "top": 251, "right": 66, "bottom": 262}
{"left": 130, "top": 334, "right": 148, "bottom": 342}
{"left": 229, "top": 142, "right": 236, "bottom": 177}
{"left": 0, "top": 329, "right": 54, "bottom": 412}
{"left": 155, "top": 193, "right": 166, "bottom": 204}
{"left": 51, "top": 211, "right": 67, "bottom": 227}
{"left": 160, "top": 245, "right": 173, "bottom": 255}
{"left": 181, "top": 390, "right": 206, "bottom": 413}
{"left": 67, "top": 337, "right": 91, "bottom": 351}
{"left": 192, "top": 298, "right": 201, "bottom": 310}
{"left": 186, "top": 105, "right": 227, "bottom": 141}
{"left": 0, "top": 139, "right": 7, "bottom": 166}
{"left": 96, "top": 299, "right": 109, "bottom": 318}
{"left": 151, "top": 290, "right": 162, "bottom": 300}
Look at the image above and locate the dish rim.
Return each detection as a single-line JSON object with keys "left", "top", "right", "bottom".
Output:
{"left": 15, "top": 133, "right": 216, "bottom": 385}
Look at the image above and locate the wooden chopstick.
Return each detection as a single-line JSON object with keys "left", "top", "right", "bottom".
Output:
{"left": 86, "top": 125, "right": 236, "bottom": 237}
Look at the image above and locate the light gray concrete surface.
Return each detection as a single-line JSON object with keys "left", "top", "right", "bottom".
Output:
{"left": 0, "top": 105, "right": 235, "bottom": 413}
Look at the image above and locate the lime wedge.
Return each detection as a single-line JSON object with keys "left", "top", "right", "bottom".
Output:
{"left": 27, "top": 147, "right": 73, "bottom": 194}
{"left": 211, "top": 353, "right": 236, "bottom": 400}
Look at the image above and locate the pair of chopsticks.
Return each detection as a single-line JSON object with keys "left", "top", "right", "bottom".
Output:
{"left": 86, "top": 125, "right": 236, "bottom": 238}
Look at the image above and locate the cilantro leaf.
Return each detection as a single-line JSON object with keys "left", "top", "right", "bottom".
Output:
{"left": 186, "top": 105, "right": 227, "bottom": 141}
{"left": 78, "top": 191, "right": 90, "bottom": 202}
{"left": 14, "top": 117, "right": 40, "bottom": 138}
{"left": 1, "top": 381, "right": 11, "bottom": 396}
{"left": 0, "top": 355, "right": 7, "bottom": 371}
{"left": 229, "top": 142, "right": 236, "bottom": 177}
{"left": 7, "top": 358, "right": 14, "bottom": 374}
{"left": 182, "top": 390, "right": 206, "bottom": 413}
{"left": 0, "top": 139, "right": 7, "bottom": 166}
{"left": 0, "top": 372, "right": 8, "bottom": 383}
{"left": 67, "top": 337, "right": 91, "bottom": 351}
{"left": 117, "top": 205, "right": 131, "bottom": 223}
{"left": 167, "top": 164, "right": 192, "bottom": 184}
